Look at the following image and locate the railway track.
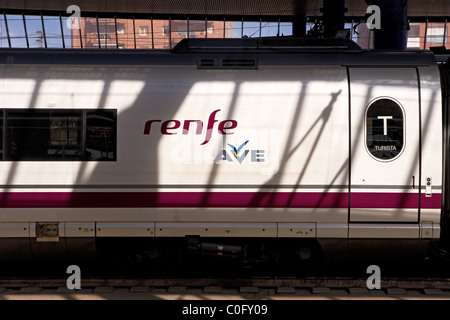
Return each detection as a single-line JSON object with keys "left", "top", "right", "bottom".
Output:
{"left": 1, "top": 257, "right": 450, "bottom": 302}
{"left": 1, "top": 275, "right": 450, "bottom": 299}
{"left": 1, "top": 277, "right": 447, "bottom": 320}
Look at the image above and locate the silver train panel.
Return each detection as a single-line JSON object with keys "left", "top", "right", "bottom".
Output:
{"left": 0, "top": 49, "right": 443, "bottom": 243}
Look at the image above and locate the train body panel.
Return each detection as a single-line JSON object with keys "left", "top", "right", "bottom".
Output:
{"left": 0, "top": 40, "right": 446, "bottom": 260}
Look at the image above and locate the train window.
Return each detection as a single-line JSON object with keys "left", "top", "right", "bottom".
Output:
{"left": 366, "top": 98, "right": 404, "bottom": 161}
{"left": 3, "top": 109, "right": 116, "bottom": 161}
{"left": 85, "top": 110, "right": 117, "bottom": 161}
{"left": 6, "top": 110, "right": 83, "bottom": 160}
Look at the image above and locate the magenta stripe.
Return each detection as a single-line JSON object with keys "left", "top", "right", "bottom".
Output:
{"left": 0, "top": 192, "right": 347, "bottom": 208}
{"left": 0, "top": 191, "right": 441, "bottom": 209}
{"left": 351, "top": 192, "right": 441, "bottom": 209}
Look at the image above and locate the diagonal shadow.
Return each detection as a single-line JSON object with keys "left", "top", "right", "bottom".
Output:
{"left": 1, "top": 75, "right": 42, "bottom": 207}
{"left": 247, "top": 81, "right": 308, "bottom": 207}
{"left": 201, "top": 81, "right": 240, "bottom": 206}
{"left": 284, "top": 90, "right": 342, "bottom": 207}
{"left": 391, "top": 70, "right": 426, "bottom": 218}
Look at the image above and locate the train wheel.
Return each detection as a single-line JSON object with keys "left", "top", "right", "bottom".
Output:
{"left": 275, "top": 240, "right": 328, "bottom": 275}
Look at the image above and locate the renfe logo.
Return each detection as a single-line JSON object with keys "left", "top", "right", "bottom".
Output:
{"left": 143, "top": 109, "right": 237, "bottom": 145}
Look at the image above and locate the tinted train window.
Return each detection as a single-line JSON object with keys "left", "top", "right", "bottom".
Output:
{"left": 7, "top": 110, "right": 83, "bottom": 160}
{"left": 366, "top": 98, "right": 404, "bottom": 161}
{"left": 3, "top": 109, "right": 116, "bottom": 161}
{"left": 85, "top": 110, "right": 117, "bottom": 161}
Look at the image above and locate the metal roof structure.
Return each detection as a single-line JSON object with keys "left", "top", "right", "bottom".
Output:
{"left": 1, "top": 0, "right": 449, "bottom": 19}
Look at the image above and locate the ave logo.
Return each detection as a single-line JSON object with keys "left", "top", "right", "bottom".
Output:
{"left": 214, "top": 140, "right": 265, "bottom": 164}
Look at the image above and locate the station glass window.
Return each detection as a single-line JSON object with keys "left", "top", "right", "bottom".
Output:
{"left": 366, "top": 98, "right": 404, "bottom": 161}
{"left": 427, "top": 26, "right": 447, "bottom": 44}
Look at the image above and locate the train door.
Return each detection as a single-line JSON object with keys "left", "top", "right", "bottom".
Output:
{"left": 349, "top": 67, "right": 420, "bottom": 224}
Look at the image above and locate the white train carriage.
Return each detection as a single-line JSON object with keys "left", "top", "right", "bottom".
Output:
{"left": 0, "top": 38, "right": 444, "bottom": 262}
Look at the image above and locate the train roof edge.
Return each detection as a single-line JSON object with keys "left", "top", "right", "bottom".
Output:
{"left": 171, "top": 37, "right": 363, "bottom": 53}
{"left": 0, "top": 37, "right": 439, "bottom": 67}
